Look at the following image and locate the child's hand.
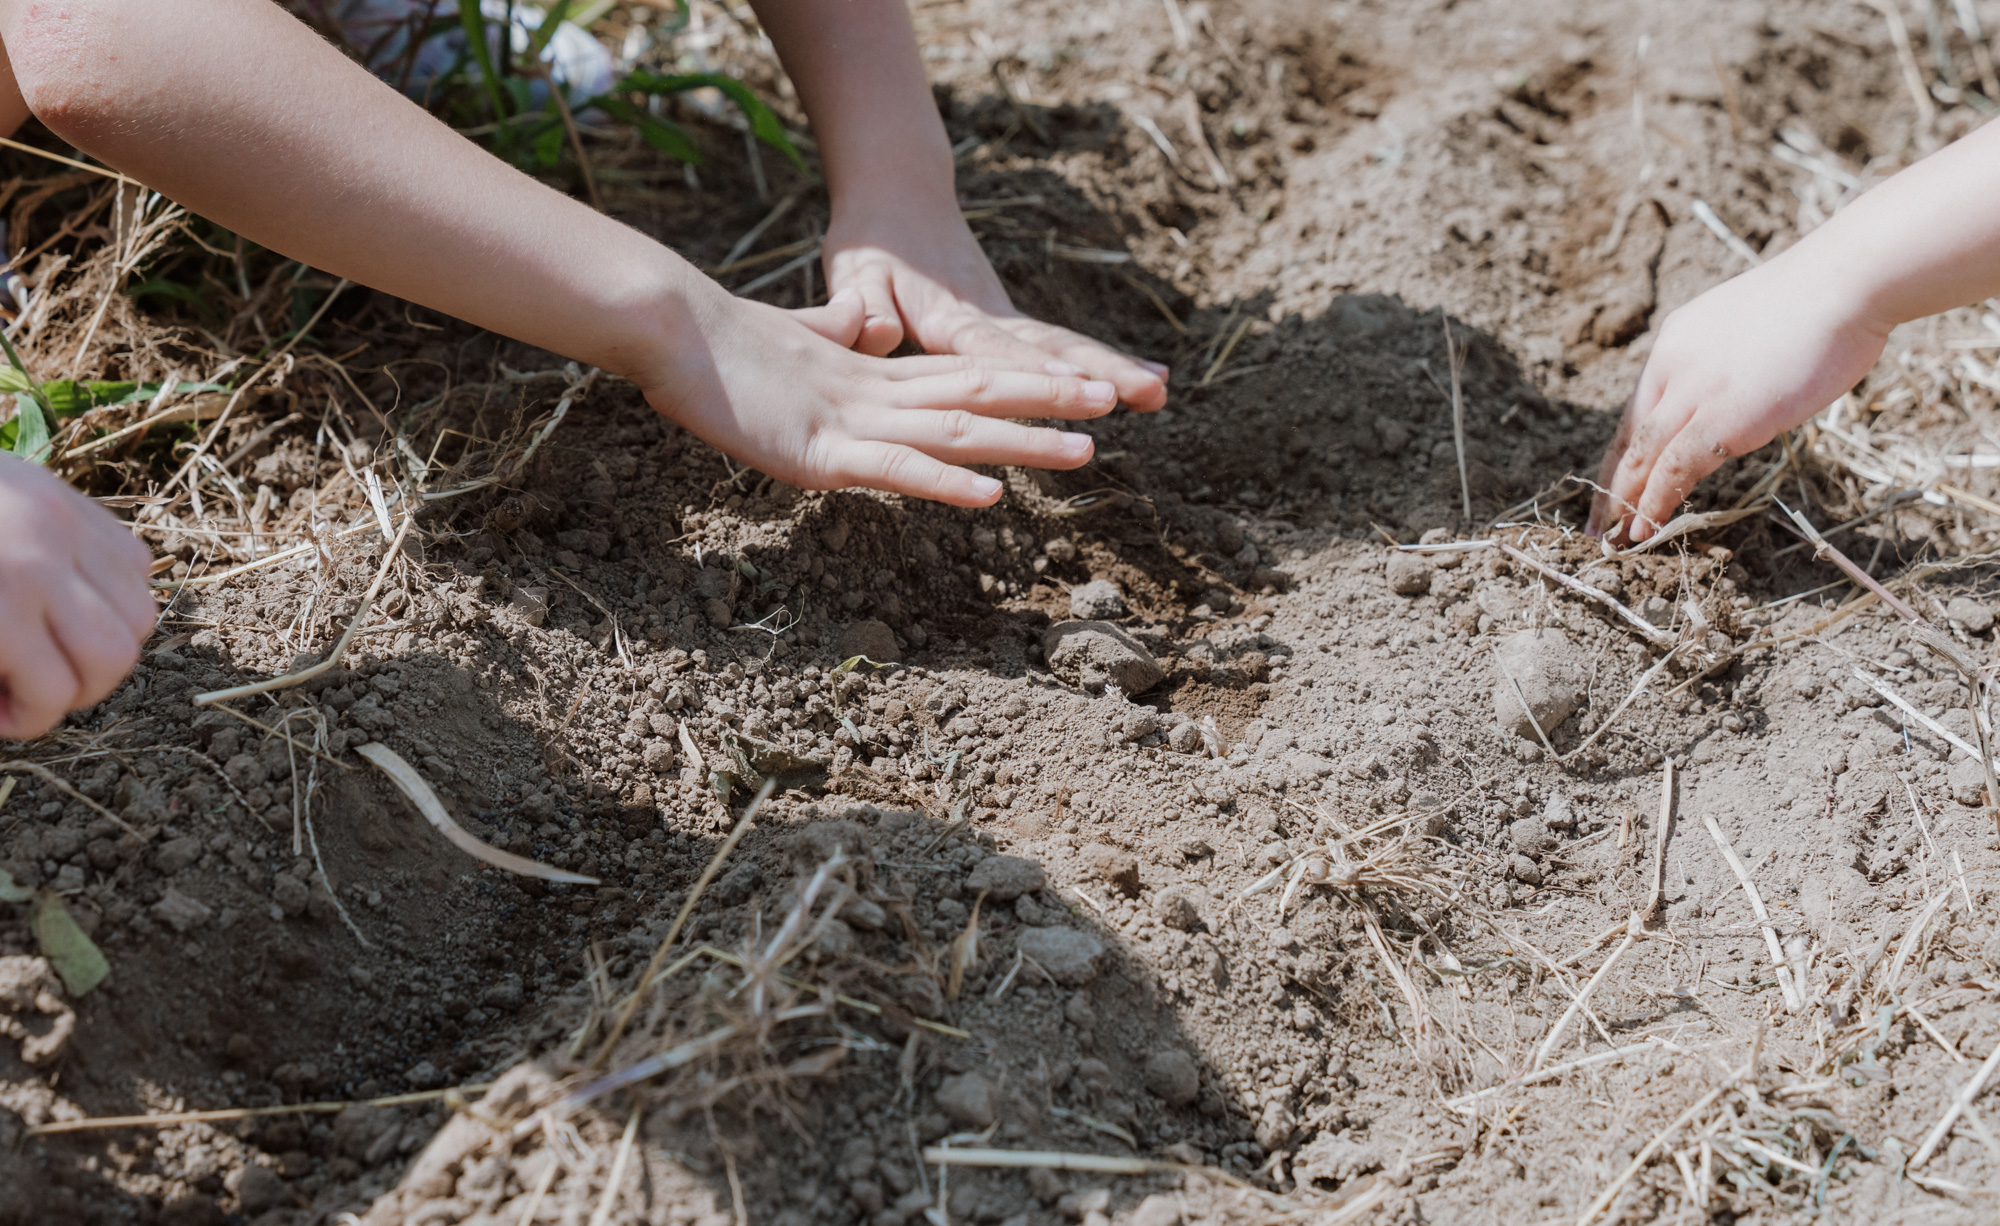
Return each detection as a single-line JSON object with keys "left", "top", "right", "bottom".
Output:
{"left": 640, "top": 285, "right": 1122, "bottom": 506}
{"left": 823, "top": 195, "right": 1169, "bottom": 412}
{"left": 0, "top": 455, "right": 155, "bottom": 741}
{"left": 1589, "top": 260, "right": 1890, "bottom": 542}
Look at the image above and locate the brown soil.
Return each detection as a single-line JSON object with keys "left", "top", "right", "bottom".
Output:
{"left": 9, "top": 0, "right": 2000, "bottom": 1224}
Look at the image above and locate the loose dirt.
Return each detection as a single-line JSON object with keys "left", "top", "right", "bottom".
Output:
{"left": 8, "top": 0, "right": 2000, "bottom": 1223}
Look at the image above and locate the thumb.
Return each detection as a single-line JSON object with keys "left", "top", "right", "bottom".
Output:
{"left": 790, "top": 288, "right": 865, "bottom": 348}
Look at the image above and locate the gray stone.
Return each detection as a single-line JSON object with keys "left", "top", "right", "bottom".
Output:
{"left": 1042, "top": 621, "right": 1163, "bottom": 694}
{"left": 1507, "top": 853, "right": 1544, "bottom": 887}
{"left": 934, "top": 1072, "right": 998, "bottom": 1128}
{"left": 642, "top": 741, "right": 675, "bottom": 773}
{"left": 1385, "top": 551, "right": 1431, "bottom": 597}
{"left": 1120, "top": 709, "right": 1160, "bottom": 741}
{"left": 1951, "top": 758, "right": 1991, "bottom": 807}
{"left": 1580, "top": 565, "right": 1622, "bottom": 597}
{"left": 1069, "top": 579, "right": 1128, "bottom": 620}
{"left": 1167, "top": 720, "right": 1204, "bottom": 753}
{"left": 405, "top": 1059, "right": 445, "bottom": 1090}
{"left": 151, "top": 888, "right": 213, "bottom": 933}
{"left": 835, "top": 619, "right": 899, "bottom": 666}
{"left": 333, "top": 1104, "right": 396, "bottom": 1162}
{"left": 234, "top": 1164, "right": 285, "bottom": 1215}
{"left": 1016, "top": 927, "right": 1105, "bottom": 986}
{"left": 154, "top": 835, "right": 203, "bottom": 875}
{"left": 965, "top": 855, "right": 1045, "bottom": 901}
{"left": 1154, "top": 887, "right": 1204, "bottom": 932}
{"left": 1948, "top": 596, "right": 1995, "bottom": 635}
{"left": 1130, "top": 1194, "right": 1183, "bottom": 1226}
{"left": 271, "top": 874, "right": 310, "bottom": 918}
{"left": 1509, "top": 818, "right": 1556, "bottom": 857}
{"left": 1491, "top": 628, "right": 1587, "bottom": 740}
{"left": 841, "top": 896, "right": 888, "bottom": 931}
{"left": 1542, "top": 792, "right": 1577, "bottom": 831}
{"left": 1142, "top": 1049, "right": 1201, "bottom": 1107}
{"left": 702, "top": 597, "right": 733, "bottom": 629}
{"left": 480, "top": 975, "right": 526, "bottom": 1011}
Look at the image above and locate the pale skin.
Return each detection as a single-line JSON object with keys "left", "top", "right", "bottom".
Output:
{"left": 1591, "top": 116, "right": 2000, "bottom": 542}
{"left": 0, "top": 0, "right": 1169, "bottom": 740}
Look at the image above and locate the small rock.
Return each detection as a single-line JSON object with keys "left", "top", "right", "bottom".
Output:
{"left": 1016, "top": 927, "right": 1105, "bottom": 986}
{"left": 965, "top": 855, "right": 1046, "bottom": 901}
{"left": 1636, "top": 595, "right": 1674, "bottom": 627}
{"left": 1580, "top": 565, "right": 1622, "bottom": 597}
{"left": 1951, "top": 758, "right": 1990, "bottom": 807}
{"left": 234, "top": 1164, "right": 286, "bottom": 1214}
{"left": 1120, "top": 709, "right": 1160, "bottom": 741}
{"left": 480, "top": 975, "right": 526, "bottom": 1011}
{"left": 934, "top": 1072, "right": 998, "bottom": 1128}
{"left": 1044, "top": 537, "right": 1079, "bottom": 563}
{"left": 1371, "top": 414, "right": 1411, "bottom": 455}
{"left": 333, "top": 1104, "right": 395, "bottom": 1162}
{"left": 1542, "top": 792, "right": 1577, "bottom": 831}
{"left": 152, "top": 888, "right": 213, "bottom": 933}
{"left": 154, "top": 835, "right": 203, "bottom": 875}
{"left": 1385, "top": 551, "right": 1432, "bottom": 597}
{"left": 1255, "top": 1100, "right": 1297, "bottom": 1150}
{"left": 1042, "top": 621, "right": 1163, "bottom": 694}
{"left": 1129, "top": 1194, "right": 1183, "bottom": 1226}
{"left": 1509, "top": 818, "right": 1556, "bottom": 857}
{"left": 641, "top": 741, "right": 675, "bottom": 773}
{"left": 1167, "top": 721, "right": 1204, "bottom": 753}
{"left": 1507, "top": 853, "right": 1544, "bottom": 887}
{"left": 1948, "top": 596, "right": 1995, "bottom": 635}
{"left": 1069, "top": 579, "right": 1128, "bottom": 620}
{"left": 1142, "top": 1049, "right": 1201, "bottom": 1107}
{"left": 1491, "top": 628, "right": 1587, "bottom": 740}
{"left": 405, "top": 1060, "right": 446, "bottom": 1090}
{"left": 702, "top": 597, "right": 733, "bottom": 629}
{"left": 1081, "top": 843, "right": 1141, "bottom": 895}
{"left": 835, "top": 619, "right": 899, "bottom": 666}
{"left": 1154, "top": 887, "right": 1204, "bottom": 932}
{"left": 271, "top": 875, "right": 310, "bottom": 918}
{"left": 841, "top": 896, "right": 888, "bottom": 931}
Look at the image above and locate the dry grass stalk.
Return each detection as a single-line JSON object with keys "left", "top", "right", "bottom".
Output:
{"left": 1644, "top": 759, "right": 1674, "bottom": 924}
{"left": 1496, "top": 541, "right": 1677, "bottom": 647}
{"left": 1562, "top": 644, "right": 1686, "bottom": 763}
{"left": 1533, "top": 913, "right": 1642, "bottom": 1072}
{"left": 25, "top": 1082, "right": 492, "bottom": 1136}
{"left": 0, "top": 759, "right": 137, "bottom": 834}
{"left": 1444, "top": 315, "right": 1471, "bottom": 523}
{"left": 585, "top": 1105, "right": 641, "bottom": 1226}
{"left": 355, "top": 741, "right": 596, "bottom": 884}
{"left": 594, "top": 779, "right": 777, "bottom": 1066}
{"left": 193, "top": 510, "right": 416, "bottom": 706}
{"left": 1701, "top": 815, "right": 1803, "bottom": 1011}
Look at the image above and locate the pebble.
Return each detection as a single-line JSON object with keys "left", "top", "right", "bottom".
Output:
{"left": 1508, "top": 818, "right": 1555, "bottom": 857}
{"left": 1385, "top": 551, "right": 1432, "bottom": 597}
{"left": 965, "top": 855, "right": 1046, "bottom": 901}
{"left": 154, "top": 835, "right": 203, "bottom": 875}
{"left": 1948, "top": 596, "right": 1995, "bottom": 635}
{"left": 1142, "top": 1049, "right": 1201, "bottom": 1107}
{"left": 1069, "top": 579, "right": 1128, "bottom": 620}
{"left": 152, "top": 888, "right": 213, "bottom": 933}
{"left": 1153, "top": 887, "right": 1204, "bottom": 932}
{"left": 1491, "top": 628, "right": 1587, "bottom": 740}
{"left": 1042, "top": 621, "right": 1163, "bottom": 694}
{"left": 234, "top": 1165, "right": 286, "bottom": 1215}
{"left": 1950, "top": 758, "right": 1989, "bottom": 807}
{"left": 1130, "top": 1194, "right": 1183, "bottom": 1226}
{"left": 1507, "top": 853, "right": 1544, "bottom": 887}
{"left": 1121, "top": 709, "right": 1161, "bottom": 741}
{"left": 934, "top": 1072, "right": 998, "bottom": 1127}
{"left": 835, "top": 619, "right": 900, "bottom": 665}
{"left": 1016, "top": 927, "right": 1105, "bottom": 985}
{"left": 1081, "top": 843, "right": 1141, "bottom": 895}
{"left": 1167, "top": 721, "right": 1204, "bottom": 753}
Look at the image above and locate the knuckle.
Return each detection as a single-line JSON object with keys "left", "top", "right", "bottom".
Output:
{"left": 940, "top": 410, "right": 977, "bottom": 444}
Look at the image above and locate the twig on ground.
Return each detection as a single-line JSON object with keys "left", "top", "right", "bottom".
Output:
{"left": 0, "top": 760, "right": 137, "bottom": 834}
{"left": 1497, "top": 542, "right": 1677, "bottom": 647}
{"left": 355, "top": 742, "right": 595, "bottom": 885}
{"left": 1576, "top": 1082, "right": 1734, "bottom": 1226}
{"left": 1913, "top": 1042, "right": 2000, "bottom": 1166}
{"left": 1645, "top": 759, "right": 1675, "bottom": 925}
{"left": 25, "top": 1083, "right": 491, "bottom": 1135}
{"left": 1534, "top": 913, "right": 1643, "bottom": 1072}
{"left": 585, "top": 1106, "right": 641, "bottom": 1226}
{"left": 1564, "top": 645, "right": 1685, "bottom": 762}
{"left": 1702, "top": 815, "right": 1802, "bottom": 1011}
{"left": 1444, "top": 315, "right": 1471, "bottom": 523}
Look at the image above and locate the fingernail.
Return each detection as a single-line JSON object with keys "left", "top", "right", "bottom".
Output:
{"left": 970, "top": 476, "right": 1004, "bottom": 500}
{"left": 1044, "top": 360, "right": 1084, "bottom": 377}
{"left": 1140, "top": 360, "right": 1170, "bottom": 378}
{"left": 1082, "top": 380, "right": 1116, "bottom": 405}
{"left": 1061, "top": 432, "right": 1094, "bottom": 457}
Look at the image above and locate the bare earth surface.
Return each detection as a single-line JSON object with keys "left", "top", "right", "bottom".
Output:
{"left": 10, "top": 1, "right": 2000, "bottom": 1224}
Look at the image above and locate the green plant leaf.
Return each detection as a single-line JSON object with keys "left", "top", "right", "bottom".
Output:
{"left": 31, "top": 892, "right": 109, "bottom": 996}
{"left": 42, "top": 379, "right": 141, "bottom": 419}
{"left": 526, "top": 0, "right": 574, "bottom": 59}
{"left": 456, "top": 0, "right": 513, "bottom": 122}
{"left": 600, "top": 71, "right": 806, "bottom": 170}
{"left": 7, "top": 396, "right": 48, "bottom": 463}
{"left": 0, "top": 868, "right": 30, "bottom": 904}
{"left": 591, "top": 97, "right": 701, "bottom": 164}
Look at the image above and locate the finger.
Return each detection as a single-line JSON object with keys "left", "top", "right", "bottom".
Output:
{"left": 890, "top": 367, "right": 1118, "bottom": 420}
{"left": 846, "top": 263, "right": 904, "bottom": 357}
{"left": 47, "top": 571, "right": 143, "bottom": 709}
{"left": 1633, "top": 422, "right": 1734, "bottom": 541}
{"left": 77, "top": 516, "right": 159, "bottom": 640}
{"left": 1604, "top": 390, "right": 1695, "bottom": 544}
{"left": 816, "top": 439, "right": 1006, "bottom": 507}
{"left": 0, "top": 598, "right": 79, "bottom": 741}
{"left": 980, "top": 316, "right": 1169, "bottom": 412}
{"left": 1593, "top": 363, "right": 1673, "bottom": 539}
{"left": 791, "top": 288, "right": 866, "bottom": 348}
{"left": 863, "top": 409, "right": 1095, "bottom": 469}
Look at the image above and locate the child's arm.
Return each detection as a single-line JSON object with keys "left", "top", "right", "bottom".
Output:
{"left": 0, "top": 455, "right": 154, "bottom": 741}
{"left": 0, "top": 0, "right": 1119, "bottom": 507}
{"left": 1591, "top": 118, "right": 2000, "bottom": 541}
{"left": 749, "top": 0, "right": 1169, "bottom": 408}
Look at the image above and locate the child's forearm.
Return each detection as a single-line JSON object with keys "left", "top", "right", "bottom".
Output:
{"left": 0, "top": 0, "right": 702, "bottom": 383}
{"left": 1787, "top": 117, "right": 2000, "bottom": 331}
{"left": 749, "top": 0, "right": 956, "bottom": 210}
